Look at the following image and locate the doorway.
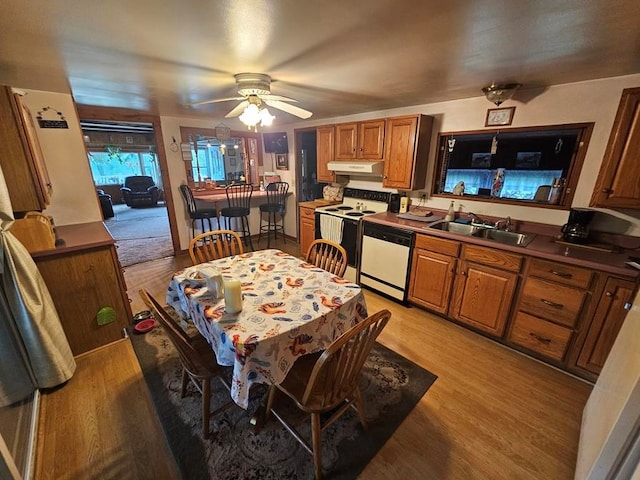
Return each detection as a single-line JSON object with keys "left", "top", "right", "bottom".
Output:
{"left": 76, "top": 106, "right": 179, "bottom": 266}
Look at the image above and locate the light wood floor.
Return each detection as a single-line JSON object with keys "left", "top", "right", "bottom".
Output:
{"left": 122, "top": 238, "right": 592, "bottom": 480}
{"left": 37, "top": 240, "right": 591, "bottom": 480}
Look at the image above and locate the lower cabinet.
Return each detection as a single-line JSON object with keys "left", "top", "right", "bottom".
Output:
{"left": 450, "top": 244, "right": 522, "bottom": 337}
{"left": 408, "top": 235, "right": 459, "bottom": 314}
{"left": 299, "top": 205, "right": 316, "bottom": 257}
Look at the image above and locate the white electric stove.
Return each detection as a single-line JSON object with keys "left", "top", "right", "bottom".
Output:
{"left": 314, "top": 188, "right": 390, "bottom": 281}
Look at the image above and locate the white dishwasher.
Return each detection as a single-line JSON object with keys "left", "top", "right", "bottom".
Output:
{"left": 359, "top": 222, "right": 414, "bottom": 302}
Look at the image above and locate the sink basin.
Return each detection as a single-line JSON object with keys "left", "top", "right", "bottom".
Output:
{"left": 428, "top": 221, "right": 536, "bottom": 247}
{"left": 475, "top": 228, "right": 537, "bottom": 247}
{"left": 428, "top": 221, "right": 481, "bottom": 236}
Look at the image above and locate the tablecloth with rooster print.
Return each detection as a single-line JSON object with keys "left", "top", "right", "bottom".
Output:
{"left": 166, "top": 249, "right": 368, "bottom": 409}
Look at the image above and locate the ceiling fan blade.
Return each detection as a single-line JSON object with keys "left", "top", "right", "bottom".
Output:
{"left": 264, "top": 99, "right": 313, "bottom": 119}
{"left": 263, "top": 94, "right": 298, "bottom": 103}
{"left": 225, "top": 101, "right": 249, "bottom": 118}
{"left": 188, "top": 96, "right": 245, "bottom": 107}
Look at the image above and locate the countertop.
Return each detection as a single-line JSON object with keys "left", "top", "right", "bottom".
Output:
{"left": 298, "top": 199, "right": 341, "bottom": 209}
{"left": 365, "top": 211, "right": 640, "bottom": 279}
{"left": 31, "top": 222, "right": 116, "bottom": 258}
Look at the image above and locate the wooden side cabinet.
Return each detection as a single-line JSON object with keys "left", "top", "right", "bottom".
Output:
{"left": 450, "top": 244, "right": 522, "bottom": 337}
{"left": 408, "top": 234, "right": 459, "bottom": 314}
{"left": 382, "top": 115, "right": 433, "bottom": 190}
{"left": 590, "top": 87, "right": 640, "bottom": 209}
{"left": 32, "top": 223, "right": 132, "bottom": 356}
{"left": 0, "top": 85, "right": 52, "bottom": 212}
{"left": 299, "top": 205, "right": 316, "bottom": 257}
{"left": 316, "top": 126, "right": 335, "bottom": 183}
{"left": 574, "top": 276, "right": 636, "bottom": 376}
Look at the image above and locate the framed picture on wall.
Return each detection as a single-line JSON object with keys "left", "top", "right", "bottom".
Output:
{"left": 276, "top": 153, "right": 289, "bottom": 170}
{"left": 485, "top": 106, "right": 515, "bottom": 126}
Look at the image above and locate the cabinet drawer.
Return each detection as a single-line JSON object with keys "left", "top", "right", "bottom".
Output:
{"left": 299, "top": 206, "right": 316, "bottom": 221}
{"left": 415, "top": 234, "right": 460, "bottom": 256}
{"left": 509, "top": 311, "right": 573, "bottom": 362}
{"left": 462, "top": 244, "right": 523, "bottom": 272}
{"left": 528, "top": 258, "right": 593, "bottom": 289}
{"left": 519, "top": 277, "right": 587, "bottom": 327}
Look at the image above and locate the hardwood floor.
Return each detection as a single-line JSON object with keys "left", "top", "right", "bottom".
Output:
{"left": 121, "top": 238, "right": 592, "bottom": 480}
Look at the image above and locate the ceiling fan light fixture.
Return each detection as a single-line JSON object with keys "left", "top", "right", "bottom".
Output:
{"left": 239, "top": 103, "right": 261, "bottom": 128}
{"left": 482, "top": 83, "right": 522, "bottom": 106}
{"left": 259, "top": 108, "right": 275, "bottom": 127}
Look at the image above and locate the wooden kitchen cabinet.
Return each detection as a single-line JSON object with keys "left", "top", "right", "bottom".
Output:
{"left": 316, "top": 126, "right": 336, "bottom": 183}
{"left": 335, "top": 120, "right": 385, "bottom": 160}
{"left": 32, "top": 223, "right": 132, "bottom": 356}
{"left": 408, "top": 234, "right": 459, "bottom": 314}
{"left": 575, "top": 276, "right": 636, "bottom": 376}
{"left": 450, "top": 244, "right": 522, "bottom": 337}
{"left": 382, "top": 115, "right": 433, "bottom": 190}
{"left": 299, "top": 204, "right": 316, "bottom": 256}
{"left": 508, "top": 259, "right": 593, "bottom": 364}
{"left": 590, "top": 87, "right": 640, "bottom": 209}
{"left": 0, "top": 85, "right": 52, "bottom": 212}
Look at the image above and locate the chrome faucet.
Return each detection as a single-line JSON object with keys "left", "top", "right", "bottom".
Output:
{"left": 468, "top": 212, "right": 487, "bottom": 225}
{"left": 494, "top": 216, "right": 512, "bottom": 231}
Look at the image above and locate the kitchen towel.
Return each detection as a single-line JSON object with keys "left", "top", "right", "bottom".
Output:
{"left": 320, "top": 215, "right": 344, "bottom": 244}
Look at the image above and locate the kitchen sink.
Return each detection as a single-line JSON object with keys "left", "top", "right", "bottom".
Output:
{"left": 428, "top": 221, "right": 536, "bottom": 247}
{"left": 428, "top": 221, "right": 482, "bottom": 236}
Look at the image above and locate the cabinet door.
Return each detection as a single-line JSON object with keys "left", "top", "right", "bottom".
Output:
{"left": 35, "top": 246, "right": 131, "bottom": 355}
{"left": 382, "top": 115, "right": 432, "bottom": 190}
{"left": 451, "top": 260, "right": 518, "bottom": 337}
{"left": 316, "top": 126, "right": 335, "bottom": 183}
{"left": 299, "top": 206, "right": 316, "bottom": 256}
{"left": 335, "top": 123, "right": 358, "bottom": 159}
{"left": 590, "top": 87, "right": 640, "bottom": 209}
{"left": 576, "top": 277, "right": 636, "bottom": 374}
{"left": 408, "top": 248, "right": 456, "bottom": 314}
{"left": 358, "top": 120, "right": 385, "bottom": 159}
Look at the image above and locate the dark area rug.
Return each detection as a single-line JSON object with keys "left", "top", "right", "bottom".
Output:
{"left": 130, "top": 324, "right": 437, "bottom": 480}
{"left": 104, "top": 204, "right": 173, "bottom": 266}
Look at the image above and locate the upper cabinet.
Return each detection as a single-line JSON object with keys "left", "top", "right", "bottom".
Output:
{"left": 590, "top": 87, "right": 640, "bottom": 209}
{"left": 382, "top": 115, "right": 433, "bottom": 190}
{"left": 335, "top": 120, "right": 385, "bottom": 160}
{"left": 316, "top": 126, "right": 336, "bottom": 183}
{"left": 0, "top": 86, "right": 51, "bottom": 212}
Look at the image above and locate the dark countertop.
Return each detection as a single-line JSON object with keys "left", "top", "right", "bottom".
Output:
{"left": 31, "top": 222, "right": 115, "bottom": 258}
{"left": 365, "top": 212, "right": 639, "bottom": 279}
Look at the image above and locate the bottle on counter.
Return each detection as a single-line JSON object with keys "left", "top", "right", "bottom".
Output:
{"left": 444, "top": 201, "right": 455, "bottom": 222}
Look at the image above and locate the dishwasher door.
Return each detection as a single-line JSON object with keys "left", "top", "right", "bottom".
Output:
{"left": 359, "top": 223, "right": 414, "bottom": 302}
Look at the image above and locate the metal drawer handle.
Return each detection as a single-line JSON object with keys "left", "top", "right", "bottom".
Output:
{"left": 541, "top": 299, "right": 564, "bottom": 309}
{"left": 529, "top": 332, "right": 551, "bottom": 344}
{"left": 549, "top": 270, "right": 572, "bottom": 279}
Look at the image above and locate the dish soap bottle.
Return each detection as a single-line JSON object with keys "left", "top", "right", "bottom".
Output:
{"left": 444, "top": 201, "right": 455, "bottom": 222}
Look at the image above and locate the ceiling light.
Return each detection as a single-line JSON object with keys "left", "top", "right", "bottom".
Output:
{"left": 238, "top": 96, "right": 276, "bottom": 131}
{"left": 239, "top": 103, "right": 261, "bottom": 128}
{"left": 482, "top": 83, "right": 522, "bottom": 106}
{"left": 260, "top": 108, "right": 275, "bottom": 127}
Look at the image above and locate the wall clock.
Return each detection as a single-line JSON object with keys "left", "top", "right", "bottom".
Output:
{"left": 485, "top": 106, "right": 516, "bottom": 127}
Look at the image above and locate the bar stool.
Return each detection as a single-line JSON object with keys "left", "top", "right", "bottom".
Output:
{"left": 258, "top": 181, "right": 289, "bottom": 248}
{"left": 179, "top": 184, "right": 218, "bottom": 239}
{"left": 220, "top": 183, "right": 254, "bottom": 251}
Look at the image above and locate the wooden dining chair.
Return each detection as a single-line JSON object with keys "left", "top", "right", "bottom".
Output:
{"left": 138, "top": 289, "right": 235, "bottom": 439}
{"left": 188, "top": 229, "right": 244, "bottom": 265}
{"left": 305, "top": 239, "right": 348, "bottom": 277}
{"left": 265, "top": 309, "right": 392, "bottom": 480}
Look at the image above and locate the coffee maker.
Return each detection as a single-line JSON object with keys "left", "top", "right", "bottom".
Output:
{"left": 561, "top": 208, "right": 595, "bottom": 244}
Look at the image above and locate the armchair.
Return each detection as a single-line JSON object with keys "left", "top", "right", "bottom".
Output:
{"left": 120, "top": 176, "right": 160, "bottom": 208}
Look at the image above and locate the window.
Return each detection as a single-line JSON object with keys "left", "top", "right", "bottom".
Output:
{"left": 432, "top": 123, "right": 593, "bottom": 208}
{"left": 87, "top": 148, "right": 160, "bottom": 186}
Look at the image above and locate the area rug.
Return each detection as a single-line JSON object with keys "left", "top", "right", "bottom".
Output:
{"left": 104, "top": 204, "right": 173, "bottom": 266}
{"left": 130, "top": 323, "right": 437, "bottom": 480}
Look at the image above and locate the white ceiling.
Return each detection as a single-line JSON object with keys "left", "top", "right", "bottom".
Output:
{"left": 2, "top": 0, "right": 639, "bottom": 124}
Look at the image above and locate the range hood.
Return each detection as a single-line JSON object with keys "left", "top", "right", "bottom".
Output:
{"left": 327, "top": 161, "right": 384, "bottom": 176}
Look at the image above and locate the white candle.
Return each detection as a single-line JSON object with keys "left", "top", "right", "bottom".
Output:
{"left": 223, "top": 278, "right": 243, "bottom": 314}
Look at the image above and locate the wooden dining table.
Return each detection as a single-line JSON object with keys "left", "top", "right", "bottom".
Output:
{"left": 166, "top": 249, "right": 368, "bottom": 409}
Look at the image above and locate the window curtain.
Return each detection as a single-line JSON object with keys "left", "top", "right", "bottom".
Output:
{"left": 0, "top": 165, "right": 75, "bottom": 407}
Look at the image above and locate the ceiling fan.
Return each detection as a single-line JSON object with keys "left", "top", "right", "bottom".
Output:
{"left": 189, "top": 73, "right": 313, "bottom": 124}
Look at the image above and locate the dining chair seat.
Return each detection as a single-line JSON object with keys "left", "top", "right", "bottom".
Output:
{"left": 266, "top": 308, "right": 392, "bottom": 479}
{"left": 139, "top": 289, "right": 235, "bottom": 439}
